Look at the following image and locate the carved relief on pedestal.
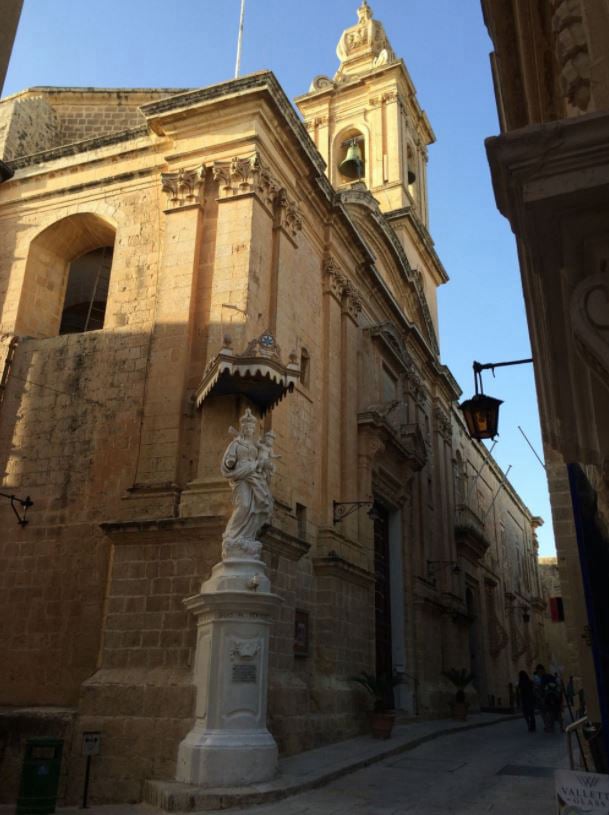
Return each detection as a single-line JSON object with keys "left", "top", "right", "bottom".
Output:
{"left": 571, "top": 265, "right": 609, "bottom": 382}
{"left": 161, "top": 165, "right": 205, "bottom": 210}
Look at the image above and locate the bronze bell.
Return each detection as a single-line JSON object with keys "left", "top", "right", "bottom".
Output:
{"left": 339, "top": 139, "right": 364, "bottom": 179}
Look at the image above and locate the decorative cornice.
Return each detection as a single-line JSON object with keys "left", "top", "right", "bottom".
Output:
{"left": 161, "top": 164, "right": 205, "bottom": 210}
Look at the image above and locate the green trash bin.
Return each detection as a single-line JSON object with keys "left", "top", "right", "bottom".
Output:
{"left": 16, "top": 738, "right": 63, "bottom": 815}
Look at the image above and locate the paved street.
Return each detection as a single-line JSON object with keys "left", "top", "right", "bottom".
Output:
{"left": 215, "top": 718, "right": 567, "bottom": 815}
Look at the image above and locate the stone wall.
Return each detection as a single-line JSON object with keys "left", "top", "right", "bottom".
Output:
{"left": 0, "top": 89, "right": 189, "bottom": 162}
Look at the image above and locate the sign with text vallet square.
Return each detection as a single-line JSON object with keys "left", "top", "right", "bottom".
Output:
{"left": 82, "top": 732, "right": 101, "bottom": 757}
{"left": 555, "top": 768, "right": 609, "bottom": 813}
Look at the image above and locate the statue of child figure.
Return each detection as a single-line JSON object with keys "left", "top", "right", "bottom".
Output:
{"left": 256, "top": 430, "right": 280, "bottom": 483}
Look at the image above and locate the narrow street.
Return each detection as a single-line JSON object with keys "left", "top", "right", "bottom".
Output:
{"left": 215, "top": 719, "right": 567, "bottom": 815}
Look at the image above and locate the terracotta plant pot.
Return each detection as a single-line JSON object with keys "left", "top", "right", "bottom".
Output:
{"left": 371, "top": 711, "right": 396, "bottom": 739}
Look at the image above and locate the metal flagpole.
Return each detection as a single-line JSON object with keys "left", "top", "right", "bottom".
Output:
{"left": 235, "top": 0, "right": 246, "bottom": 78}
{"left": 483, "top": 464, "right": 512, "bottom": 521}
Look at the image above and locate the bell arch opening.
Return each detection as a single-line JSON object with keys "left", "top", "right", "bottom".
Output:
{"left": 334, "top": 127, "right": 367, "bottom": 186}
{"left": 16, "top": 212, "right": 116, "bottom": 338}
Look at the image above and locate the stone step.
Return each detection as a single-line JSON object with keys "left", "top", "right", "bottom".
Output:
{"left": 143, "top": 713, "right": 518, "bottom": 812}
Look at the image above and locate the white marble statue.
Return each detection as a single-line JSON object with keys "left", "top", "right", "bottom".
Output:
{"left": 220, "top": 409, "right": 276, "bottom": 559}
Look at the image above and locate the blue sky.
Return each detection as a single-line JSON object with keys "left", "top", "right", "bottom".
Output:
{"left": 4, "top": 0, "right": 555, "bottom": 555}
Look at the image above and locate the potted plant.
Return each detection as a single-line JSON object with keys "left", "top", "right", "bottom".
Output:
{"left": 442, "top": 668, "right": 474, "bottom": 720}
{"left": 350, "top": 671, "right": 399, "bottom": 739}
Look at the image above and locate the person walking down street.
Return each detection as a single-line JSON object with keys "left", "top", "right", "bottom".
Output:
{"left": 534, "top": 664, "right": 563, "bottom": 733}
{"left": 518, "top": 671, "right": 537, "bottom": 732}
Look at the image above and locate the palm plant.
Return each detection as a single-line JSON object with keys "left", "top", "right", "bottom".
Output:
{"left": 350, "top": 671, "right": 399, "bottom": 711}
{"left": 442, "top": 668, "right": 475, "bottom": 702}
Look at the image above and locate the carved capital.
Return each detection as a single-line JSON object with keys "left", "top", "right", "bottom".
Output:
{"left": 275, "top": 188, "right": 303, "bottom": 239}
{"left": 342, "top": 280, "right": 363, "bottom": 321}
{"left": 551, "top": 0, "right": 591, "bottom": 112}
{"left": 213, "top": 152, "right": 279, "bottom": 209}
{"left": 406, "top": 370, "right": 427, "bottom": 407}
{"left": 213, "top": 153, "right": 303, "bottom": 239}
{"left": 322, "top": 255, "right": 348, "bottom": 301}
{"left": 161, "top": 165, "right": 205, "bottom": 210}
{"left": 434, "top": 404, "right": 452, "bottom": 444}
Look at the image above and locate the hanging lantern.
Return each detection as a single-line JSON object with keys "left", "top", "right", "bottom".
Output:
{"left": 459, "top": 393, "right": 503, "bottom": 440}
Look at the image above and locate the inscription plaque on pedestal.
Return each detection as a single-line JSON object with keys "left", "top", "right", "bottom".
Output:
{"left": 232, "top": 663, "right": 257, "bottom": 683}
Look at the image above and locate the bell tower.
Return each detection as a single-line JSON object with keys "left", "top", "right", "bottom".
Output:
{"left": 295, "top": 1, "right": 435, "bottom": 228}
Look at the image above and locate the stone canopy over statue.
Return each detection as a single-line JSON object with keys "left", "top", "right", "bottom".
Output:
{"left": 220, "top": 408, "right": 278, "bottom": 561}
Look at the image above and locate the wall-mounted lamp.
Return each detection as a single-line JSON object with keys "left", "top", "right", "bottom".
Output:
{"left": 333, "top": 500, "right": 380, "bottom": 524}
{"left": 0, "top": 491, "right": 33, "bottom": 526}
{"left": 459, "top": 357, "right": 533, "bottom": 441}
{"left": 426, "top": 560, "right": 461, "bottom": 580}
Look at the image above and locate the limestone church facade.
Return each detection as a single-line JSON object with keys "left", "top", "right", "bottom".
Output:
{"left": 0, "top": 3, "right": 546, "bottom": 803}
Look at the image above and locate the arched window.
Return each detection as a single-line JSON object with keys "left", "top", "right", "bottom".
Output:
{"left": 60, "top": 246, "right": 113, "bottom": 334}
{"left": 17, "top": 213, "right": 116, "bottom": 338}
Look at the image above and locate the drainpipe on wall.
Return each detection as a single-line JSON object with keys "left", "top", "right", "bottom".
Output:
{"left": 0, "top": 336, "right": 18, "bottom": 407}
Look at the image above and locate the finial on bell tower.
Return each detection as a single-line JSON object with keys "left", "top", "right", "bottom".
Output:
{"left": 295, "top": 1, "right": 435, "bottom": 225}
{"left": 358, "top": 0, "right": 373, "bottom": 22}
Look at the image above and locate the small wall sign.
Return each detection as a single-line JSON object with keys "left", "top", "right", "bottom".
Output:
{"left": 232, "top": 663, "right": 257, "bottom": 684}
{"left": 81, "top": 732, "right": 101, "bottom": 757}
{"left": 555, "top": 769, "right": 609, "bottom": 813}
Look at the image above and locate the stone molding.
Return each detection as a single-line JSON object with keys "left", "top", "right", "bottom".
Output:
{"left": 338, "top": 189, "right": 440, "bottom": 354}
{"left": 161, "top": 165, "right": 205, "bottom": 210}
{"left": 312, "top": 552, "right": 375, "bottom": 588}
{"left": 261, "top": 524, "right": 311, "bottom": 562}
{"left": 366, "top": 322, "right": 413, "bottom": 372}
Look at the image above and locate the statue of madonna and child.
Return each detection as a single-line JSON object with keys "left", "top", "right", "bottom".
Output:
{"left": 220, "top": 408, "right": 279, "bottom": 561}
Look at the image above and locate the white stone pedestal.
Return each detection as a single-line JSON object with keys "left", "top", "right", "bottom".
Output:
{"left": 176, "top": 552, "right": 281, "bottom": 788}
